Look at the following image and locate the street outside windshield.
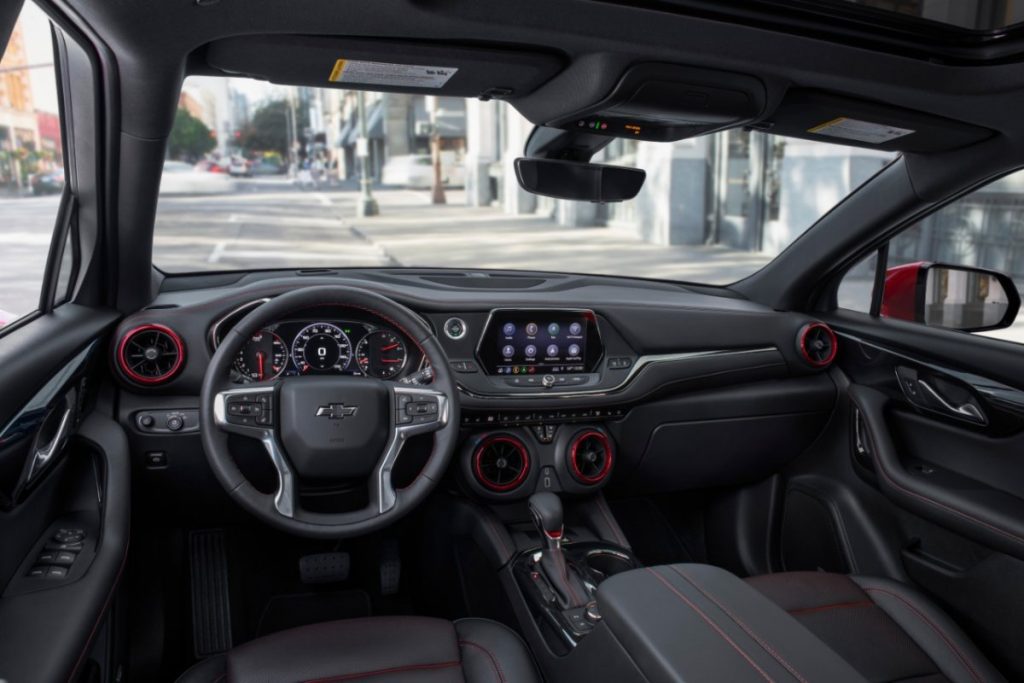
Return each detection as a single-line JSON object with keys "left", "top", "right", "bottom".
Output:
{"left": 152, "top": 76, "right": 897, "bottom": 283}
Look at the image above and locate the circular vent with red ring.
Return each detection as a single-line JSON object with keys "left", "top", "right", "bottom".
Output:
{"left": 568, "top": 430, "right": 614, "bottom": 485}
{"left": 797, "top": 322, "right": 838, "bottom": 368}
{"left": 116, "top": 324, "right": 186, "bottom": 385}
{"left": 472, "top": 434, "right": 531, "bottom": 492}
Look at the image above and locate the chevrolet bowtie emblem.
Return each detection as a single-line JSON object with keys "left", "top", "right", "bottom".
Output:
{"left": 315, "top": 403, "right": 359, "bottom": 419}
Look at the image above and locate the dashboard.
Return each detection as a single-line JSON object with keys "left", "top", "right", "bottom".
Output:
{"left": 111, "top": 269, "right": 834, "bottom": 507}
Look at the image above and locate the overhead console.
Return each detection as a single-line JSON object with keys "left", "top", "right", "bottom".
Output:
{"left": 541, "top": 63, "right": 768, "bottom": 144}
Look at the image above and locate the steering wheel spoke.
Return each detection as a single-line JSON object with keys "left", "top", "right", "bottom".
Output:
{"left": 212, "top": 384, "right": 296, "bottom": 518}
{"left": 373, "top": 386, "right": 450, "bottom": 514}
{"left": 212, "top": 384, "right": 278, "bottom": 437}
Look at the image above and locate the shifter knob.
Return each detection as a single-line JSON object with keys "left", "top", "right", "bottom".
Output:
{"left": 529, "top": 492, "right": 564, "bottom": 548}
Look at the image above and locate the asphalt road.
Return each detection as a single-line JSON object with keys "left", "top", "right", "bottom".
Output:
{"left": 153, "top": 177, "right": 396, "bottom": 273}
{"left": 0, "top": 194, "right": 61, "bottom": 319}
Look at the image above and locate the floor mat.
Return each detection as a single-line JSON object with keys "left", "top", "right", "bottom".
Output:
{"left": 255, "top": 590, "right": 372, "bottom": 637}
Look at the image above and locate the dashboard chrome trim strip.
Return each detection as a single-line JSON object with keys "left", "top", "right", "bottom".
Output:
{"left": 457, "top": 346, "right": 779, "bottom": 399}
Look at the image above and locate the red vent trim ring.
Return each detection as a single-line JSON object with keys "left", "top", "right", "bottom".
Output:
{"left": 569, "top": 430, "right": 614, "bottom": 485}
{"left": 473, "top": 435, "right": 531, "bottom": 492}
{"left": 798, "top": 322, "right": 838, "bottom": 368}
{"left": 117, "top": 323, "right": 186, "bottom": 385}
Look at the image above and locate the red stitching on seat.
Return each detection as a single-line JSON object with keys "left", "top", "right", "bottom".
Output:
{"left": 459, "top": 640, "right": 506, "bottom": 683}
{"left": 669, "top": 566, "right": 808, "bottom": 683}
{"left": 302, "top": 660, "right": 460, "bottom": 683}
{"left": 787, "top": 600, "right": 874, "bottom": 616}
{"left": 863, "top": 587, "right": 982, "bottom": 683}
{"left": 646, "top": 568, "right": 775, "bottom": 682}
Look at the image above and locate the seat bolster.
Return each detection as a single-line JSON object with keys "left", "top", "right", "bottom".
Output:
{"left": 226, "top": 616, "right": 462, "bottom": 683}
{"left": 851, "top": 576, "right": 1006, "bottom": 683}
{"left": 176, "top": 654, "right": 226, "bottom": 683}
{"left": 455, "top": 618, "right": 541, "bottom": 683}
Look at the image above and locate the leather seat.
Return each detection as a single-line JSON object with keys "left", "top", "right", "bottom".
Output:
{"left": 747, "top": 572, "right": 1005, "bottom": 683}
{"left": 176, "top": 616, "right": 540, "bottom": 683}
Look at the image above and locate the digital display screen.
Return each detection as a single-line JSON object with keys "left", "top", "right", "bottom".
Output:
{"left": 478, "top": 310, "right": 602, "bottom": 375}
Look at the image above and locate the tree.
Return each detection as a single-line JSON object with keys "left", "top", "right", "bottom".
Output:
{"left": 167, "top": 107, "right": 216, "bottom": 162}
{"left": 238, "top": 99, "right": 291, "bottom": 158}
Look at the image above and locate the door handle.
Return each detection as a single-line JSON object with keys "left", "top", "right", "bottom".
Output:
{"left": 916, "top": 379, "right": 986, "bottom": 424}
{"left": 26, "top": 406, "right": 73, "bottom": 482}
{"left": 895, "top": 365, "right": 987, "bottom": 425}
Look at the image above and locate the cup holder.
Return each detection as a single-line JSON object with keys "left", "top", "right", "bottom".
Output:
{"left": 585, "top": 549, "right": 636, "bottom": 582}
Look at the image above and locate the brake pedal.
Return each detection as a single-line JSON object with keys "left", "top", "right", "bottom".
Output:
{"left": 189, "top": 529, "right": 233, "bottom": 657}
{"left": 299, "top": 552, "right": 350, "bottom": 584}
{"left": 379, "top": 540, "right": 401, "bottom": 596}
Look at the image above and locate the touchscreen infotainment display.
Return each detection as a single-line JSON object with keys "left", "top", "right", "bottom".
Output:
{"left": 477, "top": 310, "right": 602, "bottom": 375}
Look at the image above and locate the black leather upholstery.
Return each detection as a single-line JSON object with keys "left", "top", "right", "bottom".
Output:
{"left": 176, "top": 616, "right": 539, "bottom": 683}
{"left": 747, "top": 571, "right": 1005, "bottom": 683}
{"left": 595, "top": 564, "right": 868, "bottom": 682}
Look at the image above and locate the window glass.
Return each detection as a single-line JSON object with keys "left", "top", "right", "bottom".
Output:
{"left": 839, "top": 168, "right": 1024, "bottom": 344}
{"left": 153, "top": 76, "right": 896, "bottom": 285}
{"left": 837, "top": 250, "right": 878, "bottom": 314}
{"left": 0, "top": 2, "right": 64, "bottom": 328}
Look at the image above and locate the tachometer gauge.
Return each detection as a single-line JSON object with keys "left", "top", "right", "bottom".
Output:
{"left": 355, "top": 330, "right": 408, "bottom": 379}
{"left": 235, "top": 330, "right": 288, "bottom": 381}
{"left": 291, "top": 323, "right": 352, "bottom": 373}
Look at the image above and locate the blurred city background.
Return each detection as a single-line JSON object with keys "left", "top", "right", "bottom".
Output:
{"left": 4, "top": 3, "right": 1024, "bottom": 345}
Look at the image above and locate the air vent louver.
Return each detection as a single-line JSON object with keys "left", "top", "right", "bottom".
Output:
{"left": 798, "top": 322, "right": 838, "bottom": 368}
{"left": 117, "top": 324, "right": 185, "bottom": 385}
{"left": 473, "top": 435, "right": 530, "bottom": 492}
{"left": 568, "top": 430, "right": 614, "bottom": 485}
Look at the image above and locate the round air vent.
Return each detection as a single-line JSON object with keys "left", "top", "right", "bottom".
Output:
{"left": 798, "top": 322, "right": 838, "bottom": 368}
{"left": 117, "top": 324, "right": 185, "bottom": 385}
{"left": 473, "top": 435, "right": 531, "bottom": 492}
{"left": 568, "top": 430, "right": 614, "bottom": 485}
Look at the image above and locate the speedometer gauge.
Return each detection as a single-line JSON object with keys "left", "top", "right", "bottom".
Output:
{"left": 235, "top": 330, "right": 287, "bottom": 381}
{"left": 355, "top": 330, "right": 408, "bottom": 379}
{"left": 291, "top": 323, "right": 352, "bottom": 373}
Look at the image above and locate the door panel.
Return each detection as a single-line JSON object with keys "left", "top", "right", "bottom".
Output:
{"left": 0, "top": 305, "right": 123, "bottom": 682}
{"left": 811, "top": 314, "right": 1024, "bottom": 677}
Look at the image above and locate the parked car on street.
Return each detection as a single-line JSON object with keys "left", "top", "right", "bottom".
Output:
{"left": 29, "top": 169, "right": 64, "bottom": 195}
{"left": 227, "top": 156, "right": 251, "bottom": 177}
{"left": 381, "top": 153, "right": 465, "bottom": 188}
{"left": 160, "top": 160, "right": 236, "bottom": 195}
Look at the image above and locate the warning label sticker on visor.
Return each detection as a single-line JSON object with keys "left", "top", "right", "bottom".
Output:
{"left": 328, "top": 59, "right": 458, "bottom": 89}
{"left": 807, "top": 117, "right": 914, "bottom": 144}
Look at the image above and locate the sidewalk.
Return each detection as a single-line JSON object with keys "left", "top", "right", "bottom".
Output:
{"left": 348, "top": 189, "right": 772, "bottom": 284}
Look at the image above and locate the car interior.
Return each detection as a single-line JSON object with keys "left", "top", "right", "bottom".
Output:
{"left": 6, "top": 0, "right": 1024, "bottom": 681}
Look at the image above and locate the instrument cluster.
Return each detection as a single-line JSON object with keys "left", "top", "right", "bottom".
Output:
{"left": 228, "top": 318, "right": 427, "bottom": 383}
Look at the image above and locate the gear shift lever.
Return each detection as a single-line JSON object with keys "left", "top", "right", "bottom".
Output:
{"left": 528, "top": 492, "right": 589, "bottom": 608}
{"left": 529, "top": 492, "right": 564, "bottom": 550}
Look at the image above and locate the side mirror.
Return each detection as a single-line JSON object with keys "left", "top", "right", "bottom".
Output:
{"left": 514, "top": 158, "right": 646, "bottom": 203}
{"left": 881, "top": 261, "right": 1021, "bottom": 332}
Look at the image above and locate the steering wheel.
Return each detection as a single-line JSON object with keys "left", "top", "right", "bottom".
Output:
{"left": 200, "top": 286, "right": 460, "bottom": 538}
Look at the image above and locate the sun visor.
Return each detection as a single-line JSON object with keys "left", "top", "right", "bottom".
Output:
{"left": 756, "top": 90, "right": 994, "bottom": 152}
{"left": 541, "top": 63, "right": 768, "bottom": 142}
{"left": 204, "top": 36, "right": 565, "bottom": 100}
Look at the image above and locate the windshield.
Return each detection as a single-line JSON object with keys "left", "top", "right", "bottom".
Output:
{"left": 153, "top": 76, "right": 896, "bottom": 284}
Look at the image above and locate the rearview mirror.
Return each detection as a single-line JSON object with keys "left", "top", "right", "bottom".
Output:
{"left": 881, "top": 262, "right": 1020, "bottom": 332}
{"left": 514, "top": 158, "right": 646, "bottom": 203}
